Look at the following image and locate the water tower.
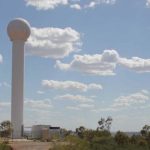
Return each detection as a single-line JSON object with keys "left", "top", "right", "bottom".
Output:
{"left": 7, "top": 18, "right": 31, "bottom": 138}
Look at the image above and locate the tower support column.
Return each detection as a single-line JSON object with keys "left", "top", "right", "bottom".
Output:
{"left": 11, "top": 41, "right": 25, "bottom": 138}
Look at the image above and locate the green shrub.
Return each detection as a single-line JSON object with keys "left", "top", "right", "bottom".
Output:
{"left": 0, "top": 143, "right": 13, "bottom": 150}
{"left": 138, "top": 139, "right": 148, "bottom": 147}
{"left": 51, "top": 135, "right": 90, "bottom": 150}
{"left": 83, "top": 130, "right": 111, "bottom": 141}
{"left": 129, "top": 135, "right": 143, "bottom": 145}
{"left": 114, "top": 131, "right": 129, "bottom": 145}
{"left": 50, "top": 122, "right": 150, "bottom": 150}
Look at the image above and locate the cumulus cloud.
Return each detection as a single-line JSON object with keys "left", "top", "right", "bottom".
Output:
{"left": 112, "top": 90, "right": 150, "bottom": 108}
{"left": 36, "top": 90, "right": 45, "bottom": 94}
{"left": 0, "top": 82, "right": 10, "bottom": 88}
{"left": 56, "top": 50, "right": 150, "bottom": 75}
{"left": 26, "top": 27, "right": 81, "bottom": 59}
{"left": 0, "top": 102, "right": 10, "bottom": 107}
{"left": 25, "top": 99, "right": 53, "bottom": 109}
{"left": 78, "top": 103, "right": 95, "bottom": 108}
{"left": 119, "top": 57, "right": 150, "bottom": 73}
{"left": 91, "top": 107, "right": 117, "bottom": 112}
{"left": 92, "top": 90, "right": 150, "bottom": 113}
{"left": 42, "top": 80, "right": 102, "bottom": 92}
{"left": 25, "top": 0, "right": 68, "bottom": 10}
{"left": 85, "top": 0, "right": 116, "bottom": 8}
{"left": 66, "top": 104, "right": 95, "bottom": 111}
{"left": 146, "top": 0, "right": 150, "bottom": 7}
{"left": 55, "top": 94, "right": 94, "bottom": 103}
{"left": 70, "top": 4, "right": 81, "bottom": 10}
{"left": 0, "top": 54, "right": 3, "bottom": 63}
{"left": 66, "top": 103, "right": 95, "bottom": 110}
{"left": 25, "top": 0, "right": 117, "bottom": 10}
{"left": 56, "top": 50, "right": 119, "bottom": 76}
{"left": 0, "top": 99, "right": 53, "bottom": 111}
{"left": 66, "top": 106, "right": 81, "bottom": 110}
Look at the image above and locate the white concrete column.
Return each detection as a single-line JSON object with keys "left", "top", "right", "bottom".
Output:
{"left": 7, "top": 18, "right": 30, "bottom": 139}
{"left": 11, "top": 40, "right": 25, "bottom": 138}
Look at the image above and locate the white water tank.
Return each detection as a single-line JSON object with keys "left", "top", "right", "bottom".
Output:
{"left": 32, "top": 125, "right": 50, "bottom": 139}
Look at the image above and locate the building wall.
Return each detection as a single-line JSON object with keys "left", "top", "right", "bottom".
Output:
{"left": 32, "top": 125, "right": 50, "bottom": 139}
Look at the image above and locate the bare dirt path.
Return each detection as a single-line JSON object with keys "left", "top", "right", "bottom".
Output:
{"left": 9, "top": 141, "right": 53, "bottom": 150}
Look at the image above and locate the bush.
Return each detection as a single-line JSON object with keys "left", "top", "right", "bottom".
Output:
{"left": 129, "top": 135, "right": 143, "bottom": 145}
{"left": 84, "top": 130, "right": 111, "bottom": 140}
{"left": 0, "top": 121, "right": 13, "bottom": 138}
{"left": 51, "top": 135, "right": 90, "bottom": 150}
{"left": 50, "top": 122, "right": 150, "bottom": 150}
{"left": 138, "top": 139, "right": 148, "bottom": 147}
{"left": 0, "top": 143, "right": 13, "bottom": 150}
{"left": 115, "top": 131, "right": 129, "bottom": 145}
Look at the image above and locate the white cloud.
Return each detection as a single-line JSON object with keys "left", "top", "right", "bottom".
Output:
{"left": 79, "top": 103, "right": 95, "bottom": 108}
{"left": 42, "top": 80, "right": 102, "bottom": 92}
{"left": 146, "top": 0, "right": 150, "bottom": 7}
{"left": 0, "top": 99, "right": 53, "bottom": 115}
{"left": 112, "top": 90, "right": 150, "bottom": 108}
{"left": 25, "top": 0, "right": 68, "bottom": 10}
{"left": 91, "top": 107, "right": 117, "bottom": 112}
{"left": 25, "top": 0, "right": 116, "bottom": 10}
{"left": 56, "top": 50, "right": 119, "bottom": 76}
{"left": 86, "top": 1, "right": 96, "bottom": 8}
{"left": 0, "top": 102, "right": 10, "bottom": 107}
{"left": 66, "top": 106, "right": 81, "bottom": 110}
{"left": 141, "top": 89, "right": 149, "bottom": 94}
{"left": 0, "top": 54, "right": 3, "bottom": 63}
{"left": 0, "top": 82, "right": 11, "bottom": 88}
{"left": 25, "top": 98, "right": 53, "bottom": 109}
{"left": 37, "top": 90, "right": 45, "bottom": 94}
{"left": 56, "top": 50, "right": 150, "bottom": 75}
{"left": 85, "top": 0, "right": 116, "bottom": 8}
{"left": 26, "top": 27, "right": 81, "bottom": 59}
{"left": 55, "top": 94, "right": 94, "bottom": 103}
{"left": 119, "top": 57, "right": 150, "bottom": 73}
{"left": 91, "top": 90, "right": 150, "bottom": 113}
{"left": 66, "top": 103, "right": 95, "bottom": 110}
{"left": 70, "top": 4, "right": 81, "bottom": 10}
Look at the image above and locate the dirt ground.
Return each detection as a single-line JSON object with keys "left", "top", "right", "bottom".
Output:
{"left": 9, "top": 141, "right": 53, "bottom": 150}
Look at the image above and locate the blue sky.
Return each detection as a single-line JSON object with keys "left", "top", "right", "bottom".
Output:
{"left": 0, "top": 0, "right": 150, "bottom": 131}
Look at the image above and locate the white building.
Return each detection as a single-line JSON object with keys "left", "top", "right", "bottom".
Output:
{"left": 31, "top": 125, "right": 61, "bottom": 140}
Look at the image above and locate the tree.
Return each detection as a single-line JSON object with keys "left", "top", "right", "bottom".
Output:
{"left": 141, "top": 125, "right": 150, "bottom": 137}
{"left": 97, "top": 116, "right": 113, "bottom": 131}
{"left": 141, "top": 125, "right": 150, "bottom": 146}
{"left": 130, "top": 135, "right": 138, "bottom": 144}
{"left": 76, "top": 126, "right": 86, "bottom": 139}
{"left": 115, "top": 131, "right": 129, "bottom": 145}
{"left": 0, "top": 120, "right": 13, "bottom": 138}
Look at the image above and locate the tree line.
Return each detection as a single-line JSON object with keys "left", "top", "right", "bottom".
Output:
{"left": 51, "top": 117, "right": 150, "bottom": 150}
{"left": 0, "top": 118, "right": 150, "bottom": 150}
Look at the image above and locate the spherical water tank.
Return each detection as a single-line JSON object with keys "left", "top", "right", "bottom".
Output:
{"left": 7, "top": 18, "right": 31, "bottom": 41}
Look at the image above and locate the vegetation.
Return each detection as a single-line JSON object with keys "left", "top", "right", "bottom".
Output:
{"left": 0, "top": 121, "right": 13, "bottom": 138}
{"left": 0, "top": 121, "right": 13, "bottom": 150}
{"left": 97, "top": 116, "right": 113, "bottom": 131}
{"left": 0, "top": 142, "right": 13, "bottom": 150}
{"left": 0, "top": 119, "right": 150, "bottom": 150}
{"left": 50, "top": 117, "right": 150, "bottom": 150}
